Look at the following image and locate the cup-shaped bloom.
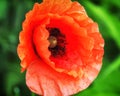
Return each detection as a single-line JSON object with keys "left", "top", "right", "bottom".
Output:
{"left": 17, "top": 0, "right": 104, "bottom": 95}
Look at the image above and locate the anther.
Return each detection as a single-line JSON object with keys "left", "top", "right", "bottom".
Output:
{"left": 48, "top": 36, "right": 57, "bottom": 48}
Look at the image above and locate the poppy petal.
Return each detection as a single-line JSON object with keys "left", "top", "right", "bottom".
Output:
{"left": 26, "top": 59, "right": 98, "bottom": 96}
{"left": 34, "top": 0, "right": 72, "bottom": 14}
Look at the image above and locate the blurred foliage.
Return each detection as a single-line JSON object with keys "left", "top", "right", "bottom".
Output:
{"left": 0, "top": 0, "right": 120, "bottom": 96}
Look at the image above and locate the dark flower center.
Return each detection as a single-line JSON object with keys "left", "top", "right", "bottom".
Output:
{"left": 47, "top": 27, "right": 66, "bottom": 57}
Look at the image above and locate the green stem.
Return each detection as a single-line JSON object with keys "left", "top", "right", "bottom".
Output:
{"left": 31, "top": 92, "right": 36, "bottom": 96}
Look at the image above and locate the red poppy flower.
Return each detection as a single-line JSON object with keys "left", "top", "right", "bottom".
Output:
{"left": 17, "top": 0, "right": 104, "bottom": 95}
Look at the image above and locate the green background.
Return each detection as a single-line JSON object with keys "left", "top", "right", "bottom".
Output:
{"left": 0, "top": 0, "right": 120, "bottom": 96}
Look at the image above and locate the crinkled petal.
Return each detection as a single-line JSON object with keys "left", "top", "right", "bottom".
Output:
{"left": 34, "top": 0, "right": 72, "bottom": 14}
{"left": 26, "top": 59, "right": 100, "bottom": 96}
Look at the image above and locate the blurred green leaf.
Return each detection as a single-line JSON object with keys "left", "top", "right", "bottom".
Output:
{"left": 13, "top": 86, "right": 20, "bottom": 96}
{"left": 4, "top": 63, "right": 23, "bottom": 96}
{"left": 0, "top": 0, "right": 8, "bottom": 19}
{"left": 102, "top": 0, "right": 120, "bottom": 8}
{"left": 93, "top": 93, "right": 118, "bottom": 96}
{"left": 5, "top": 71, "right": 20, "bottom": 95}
{"left": 102, "top": 55, "right": 120, "bottom": 77}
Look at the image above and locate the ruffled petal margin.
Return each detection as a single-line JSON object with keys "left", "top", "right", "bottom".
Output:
{"left": 26, "top": 58, "right": 100, "bottom": 96}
